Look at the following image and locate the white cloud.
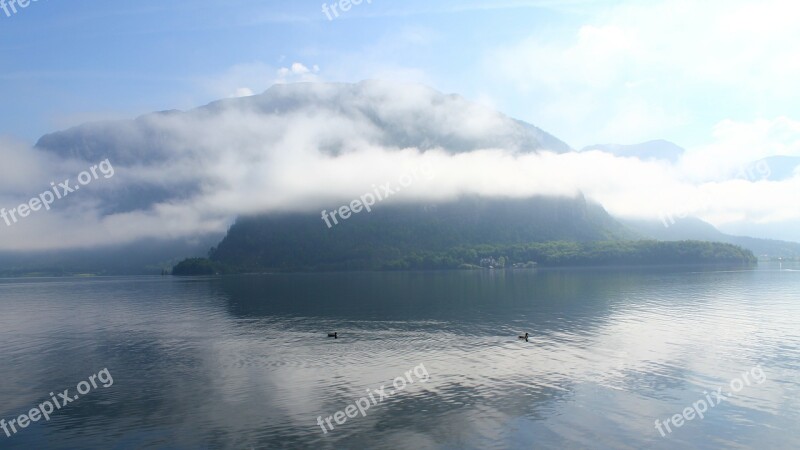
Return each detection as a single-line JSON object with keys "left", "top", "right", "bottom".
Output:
{"left": 233, "top": 87, "right": 255, "bottom": 98}
{"left": 487, "top": 0, "right": 800, "bottom": 146}
{"left": 276, "top": 62, "right": 322, "bottom": 84}
{"left": 1, "top": 81, "right": 799, "bottom": 251}
{"left": 678, "top": 117, "right": 800, "bottom": 181}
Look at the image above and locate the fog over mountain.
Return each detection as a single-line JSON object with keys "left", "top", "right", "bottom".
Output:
{"left": 581, "top": 140, "right": 685, "bottom": 163}
{"left": 1, "top": 80, "right": 800, "bottom": 253}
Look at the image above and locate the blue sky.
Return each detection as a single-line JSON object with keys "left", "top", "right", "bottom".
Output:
{"left": 1, "top": 0, "right": 799, "bottom": 150}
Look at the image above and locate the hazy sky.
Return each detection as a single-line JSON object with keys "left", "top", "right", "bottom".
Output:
{"left": 2, "top": 0, "right": 799, "bottom": 149}
{"left": 1, "top": 0, "right": 800, "bottom": 251}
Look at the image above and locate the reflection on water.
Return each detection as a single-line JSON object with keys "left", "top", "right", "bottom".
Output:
{"left": 1, "top": 264, "right": 799, "bottom": 449}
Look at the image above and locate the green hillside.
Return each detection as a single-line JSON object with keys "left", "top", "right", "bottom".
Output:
{"left": 173, "top": 196, "right": 756, "bottom": 274}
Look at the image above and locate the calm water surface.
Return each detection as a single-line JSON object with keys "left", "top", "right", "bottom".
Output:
{"left": 1, "top": 265, "right": 799, "bottom": 449}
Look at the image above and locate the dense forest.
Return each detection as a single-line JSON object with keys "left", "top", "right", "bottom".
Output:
{"left": 172, "top": 258, "right": 218, "bottom": 276}
{"left": 174, "top": 240, "right": 755, "bottom": 274}
{"left": 172, "top": 197, "right": 757, "bottom": 274}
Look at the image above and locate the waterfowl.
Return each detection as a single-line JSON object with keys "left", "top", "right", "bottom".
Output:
{"left": 328, "top": 332, "right": 338, "bottom": 339}
{"left": 518, "top": 332, "right": 529, "bottom": 341}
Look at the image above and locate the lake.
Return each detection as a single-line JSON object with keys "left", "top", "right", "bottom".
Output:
{"left": 1, "top": 265, "right": 799, "bottom": 449}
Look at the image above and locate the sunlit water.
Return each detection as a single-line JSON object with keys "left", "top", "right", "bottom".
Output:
{"left": 1, "top": 264, "right": 799, "bottom": 449}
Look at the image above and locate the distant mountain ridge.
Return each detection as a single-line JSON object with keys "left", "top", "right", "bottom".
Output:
{"left": 0, "top": 233, "right": 221, "bottom": 277}
{"left": 624, "top": 217, "right": 800, "bottom": 258}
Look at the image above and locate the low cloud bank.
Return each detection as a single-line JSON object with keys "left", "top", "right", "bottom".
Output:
{"left": 1, "top": 82, "right": 798, "bottom": 251}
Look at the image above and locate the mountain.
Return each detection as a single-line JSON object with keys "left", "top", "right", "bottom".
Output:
{"left": 0, "top": 233, "right": 222, "bottom": 277}
{"left": 581, "top": 140, "right": 685, "bottom": 163}
{"left": 623, "top": 217, "right": 800, "bottom": 258}
{"left": 210, "top": 195, "right": 635, "bottom": 271}
{"left": 6, "top": 81, "right": 578, "bottom": 275}
{"left": 2, "top": 82, "right": 764, "bottom": 274}
{"left": 715, "top": 221, "right": 800, "bottom": 248}
{"left": 199, "top": 196, "right": 755, "bottom": 273}
{"left": 35, "top": 81, "right": 572, "bottom": 163}
{"left": 30, "top": 81, "right": 574, "bottom": 218}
